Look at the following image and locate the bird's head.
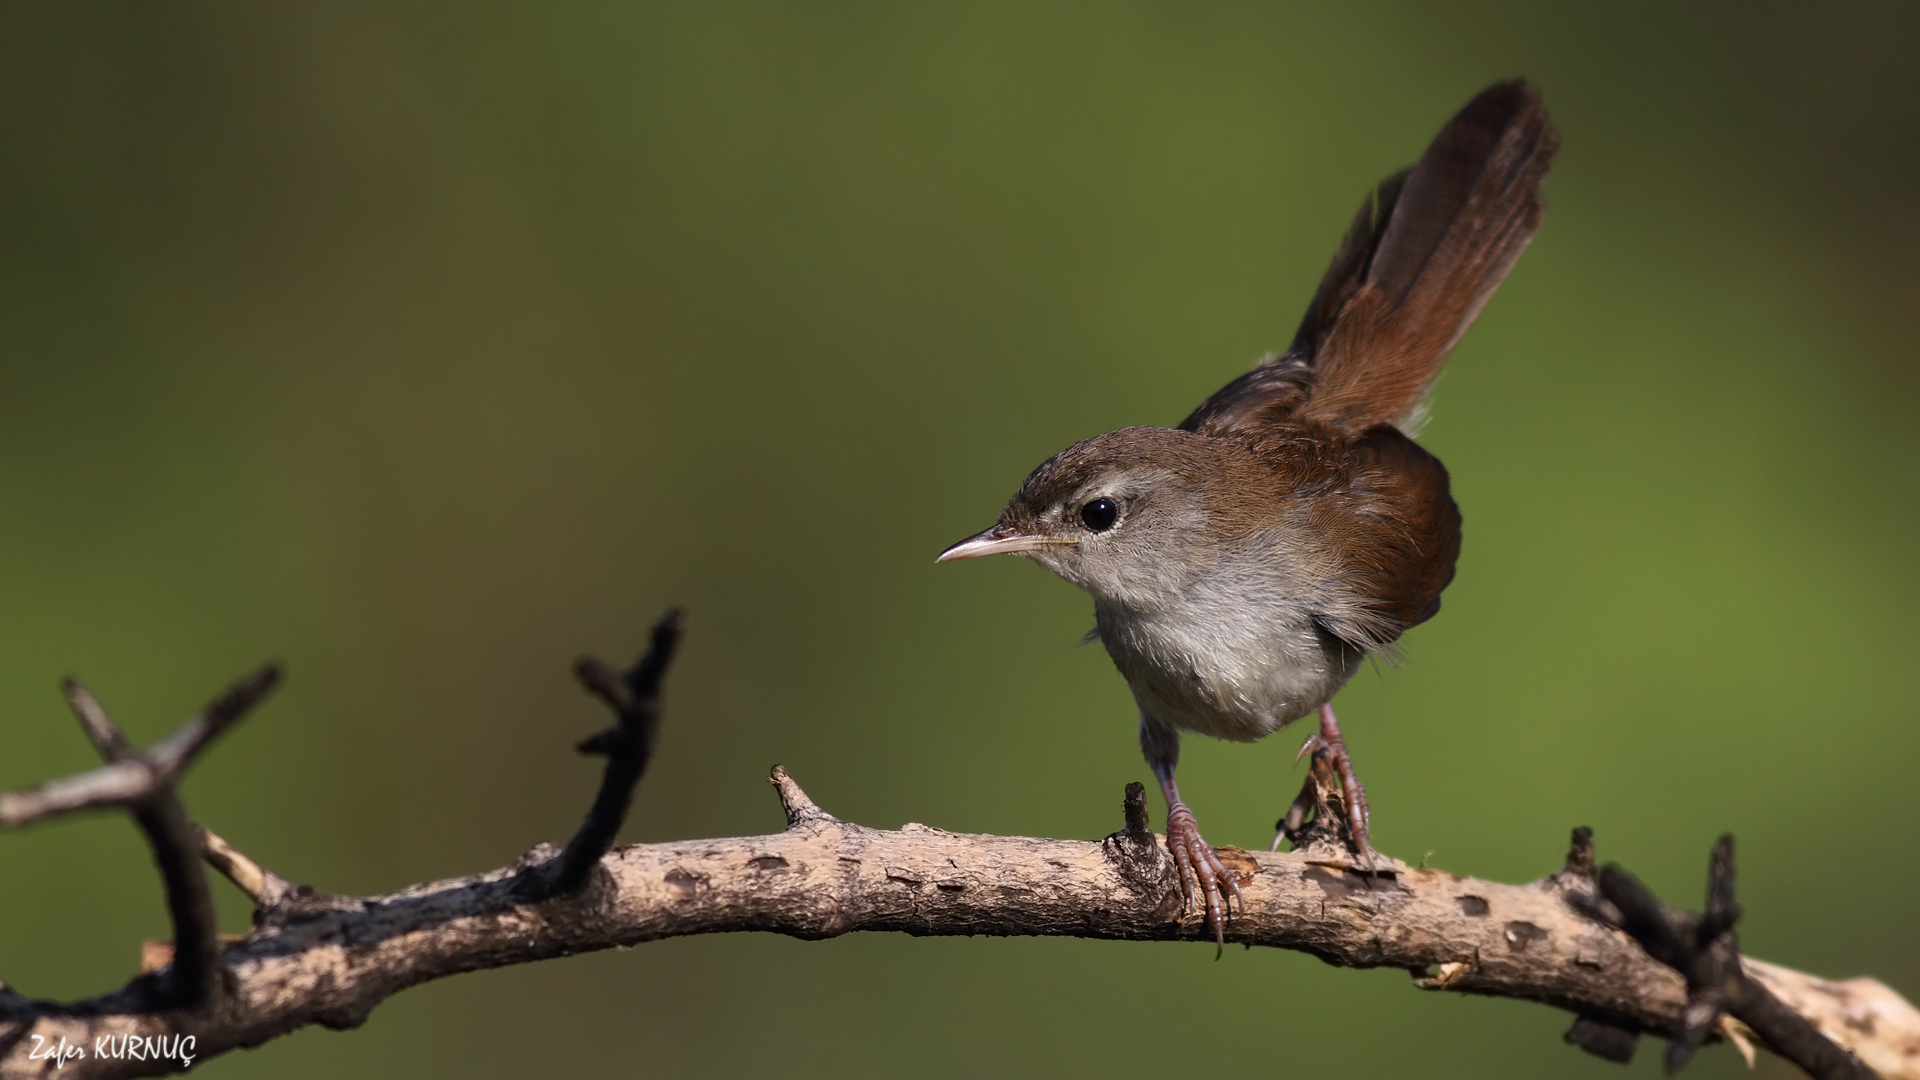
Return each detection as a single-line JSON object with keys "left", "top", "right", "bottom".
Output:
{"left": 937, "top": 426, "right": 1234, "bottom": 606}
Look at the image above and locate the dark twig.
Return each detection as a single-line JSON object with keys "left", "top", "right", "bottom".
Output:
{"left": 1553, "top": 826, "right": 1648, "bottom": 1065}
{"left": 1561, "top": 825, "right": 1596, "bottom": 880}
{"left": 1100, "top": 781, "right": 1170, "bottom": 895}
{"left": 524, "top": 609, "right": 682, "bottom": 899}
{"left": 1594, "top": 835, "right": 1877, "bottom": 1079}
{"left": 128, "top": 794, "right": 223, "bottom": 1009}
{"left": 49, "top": 669, "right": 279, "bottom": 1010}
{"left": 1565, "top": 1014, "right": 1641, "bottom": 1064}
{"left": 1119, "top": 781, "right": 1153, "bottom": 844}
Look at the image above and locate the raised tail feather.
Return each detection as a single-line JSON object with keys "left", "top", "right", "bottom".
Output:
{"left": 1181, "top": 81, "right": 1558, "bottom": 441}
{"left": 1297, "top": 80, "right": 1558, "bottom": 434}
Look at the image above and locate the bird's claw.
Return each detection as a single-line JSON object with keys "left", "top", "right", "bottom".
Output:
{"left": 1285, "top": 706, "right": 1378, "bottom": 875}
{"left": 1294, "top": 732, "right": 1327, "bottom": 764}
{"left": 1164, "top": 802, "right": 1243, "bottom": 950}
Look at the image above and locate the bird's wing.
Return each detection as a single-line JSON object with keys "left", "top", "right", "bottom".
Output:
{"left": 1300, "top": 425, "right": 1463, "bottom": 654}
{"left": 1181, "top": 80, "right": 1558, "bottom": 439}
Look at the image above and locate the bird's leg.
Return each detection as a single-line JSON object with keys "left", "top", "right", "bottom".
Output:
{"left": 1141, "top": 714, "right": 1243, "bottom": 949}
{"left": 1291, "top": 702, "right": 1376, "bottom": 872}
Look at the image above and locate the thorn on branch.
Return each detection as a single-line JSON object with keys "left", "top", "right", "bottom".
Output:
{"left": 1550, "top": 826, "right": 1608, "bottom": 927}
{"left": 1593, "top": 835, "right": 1876, "bottom": 1079}
{"left": 1562, "top": 826, "right": 1596, "bottom": 880}
{"left": 1102, "top": 782, "right": 1170, "bottom": 893}
{"left": 1120, "top": 781, "right": 1152, "bottom": 844}
{"left": 524, "top": 609, "right": 683, "bottom": 901}
{"left": 200, "top": 826, "right": 300, "bottom": 913}
{"left": 770, "top": 766, "right": 836, "bottom": 829}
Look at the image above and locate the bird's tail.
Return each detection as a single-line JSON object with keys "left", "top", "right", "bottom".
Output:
{"left": 1294, "top": 80, "right": 1558, "bottom": 435}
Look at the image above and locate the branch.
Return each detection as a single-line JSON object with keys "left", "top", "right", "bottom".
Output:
{"left": 0, "top": 669, "right": 279, "bottom": 1019}
{"left": 198, "top": 827, "right": 299, "bottom": 912}
{"left": 3, "top": 629, "right": 1916, "bottom": 1079}
{"left": 7, "top": 777, "right": 1915, "bottom": 1080}
{"left": 1588, "top": 836, "right": 1878, "bottom": 1078}
{"left": 518, "top": 609, "right": 682, "bottom": 900}
{"left": 0, "top": 669, "right": 277, "bottom": 828}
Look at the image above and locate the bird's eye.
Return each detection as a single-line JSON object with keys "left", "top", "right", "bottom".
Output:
{"left": 1079, "top": 497, "right": 1119, "bottom": 532}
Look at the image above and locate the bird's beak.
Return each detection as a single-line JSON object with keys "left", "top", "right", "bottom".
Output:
{"left": 935, "top": 522, "right": 1076, "bottom": 563}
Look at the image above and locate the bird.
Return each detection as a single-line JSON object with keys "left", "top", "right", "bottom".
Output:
{"left": 936, "top": 80, "right": 1559, "bottom": 944}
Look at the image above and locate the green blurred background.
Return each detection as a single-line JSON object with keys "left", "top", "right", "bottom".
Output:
{"left": 1, "top": 3, "right": 1915, "bottom": 1077}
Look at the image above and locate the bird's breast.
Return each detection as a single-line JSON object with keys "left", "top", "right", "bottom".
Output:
{"left": 1093, "top": 579, "right": 1360, "bottom": 742}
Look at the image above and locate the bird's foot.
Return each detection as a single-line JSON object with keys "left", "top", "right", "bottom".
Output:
{"left": 1278, "top": 704, "right": 1377, "bottom": 874}
{"left": 1165, "top": 801, "right": 1243, "bottom": 951}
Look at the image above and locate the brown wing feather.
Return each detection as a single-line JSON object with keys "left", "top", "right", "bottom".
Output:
{"left": 1181, "top": 80, "right": 1557, "bottom": 440}
{"left": 1261, "top": 424, "right": 1461, "bottom": 655}
{"left": 1337, "top": 426, "right": 1461, "bottom": 637}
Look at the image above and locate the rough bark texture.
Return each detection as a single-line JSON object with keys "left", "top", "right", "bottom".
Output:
{"left": 3, "top": 636, "right": 1912, "bottom": 1078}
{"left": 2, "top": 768, "right": 1916, "bottom": 1079}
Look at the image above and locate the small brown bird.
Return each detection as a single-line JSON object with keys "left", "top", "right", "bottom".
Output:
{"left": 938, "top": 81, "right": 1558, "bottom": 942}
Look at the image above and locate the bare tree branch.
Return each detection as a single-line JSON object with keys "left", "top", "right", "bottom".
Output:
{"left": 0, "top": 668, "right": 278, "bottom": 828}
{"left": 2, "top": 632, "right": 1915, "bottom": 1079}
{"left": 1587, "top": 836, "right": 1878, "bottom": 1078}
{"left": 9, "top": 668, "right": 279, "bottom": 1018}
{"left": 63, "top": 682, "right": 134, "bottom": 760}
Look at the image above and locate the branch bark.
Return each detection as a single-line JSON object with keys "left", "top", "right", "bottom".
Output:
{"left": 4, "top": 771, "right": 1915, "bottom": 1079}
{"left": 2, "top": 628, "right": 1915, "bottom": 1079}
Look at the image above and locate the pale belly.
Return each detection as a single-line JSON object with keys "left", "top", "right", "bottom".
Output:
{"left": 1094, "top": 599, "right": 1361, "bottom": 743}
